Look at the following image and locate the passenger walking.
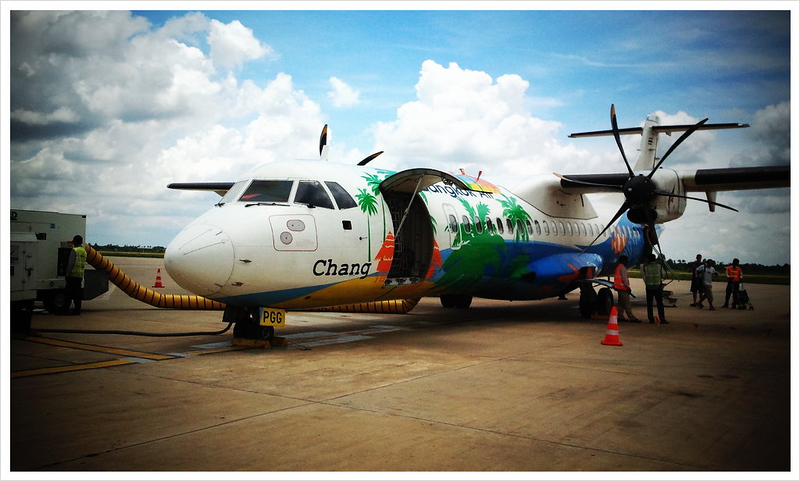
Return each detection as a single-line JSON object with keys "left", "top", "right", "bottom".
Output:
{"left": 696, "top": 259, "right": 718, "bottom": 311}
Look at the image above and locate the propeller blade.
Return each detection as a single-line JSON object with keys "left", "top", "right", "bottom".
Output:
{"left": 319, "top": 124, "right": 329, "bottom": 161}
{"left": 654, "top": 190, "right": 738, "bottom": 212}
{"left": 647, "top": 118, "right": 708, "bottom": 178}
{"left": 554, "top": 172, "right": 625, "bottom": 190}
{"left": 357, "top": 151, "right": 384, "bottom": 166}
{"left": 581, "top": 201, "right": 630, "bottom": 254}
{"left": 611, "top": 104, "right": 634, "bottom": 176}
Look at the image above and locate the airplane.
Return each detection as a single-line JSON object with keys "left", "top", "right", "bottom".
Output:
{"left": 164, "top": 105, "right": 790, "bottom": 341}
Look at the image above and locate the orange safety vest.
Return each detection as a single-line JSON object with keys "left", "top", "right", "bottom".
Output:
{"left": 726, "top": 265, "right": 742, "bottom": 282}
{"left": 613, "top": 264, "right": 628, "bottom": 291}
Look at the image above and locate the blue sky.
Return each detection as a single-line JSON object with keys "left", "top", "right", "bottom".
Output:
{"left": 4, "top": 4, "right": 797, "bottom": 265}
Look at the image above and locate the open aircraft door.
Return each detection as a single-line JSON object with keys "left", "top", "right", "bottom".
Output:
{"left": 379, "top": 169, "right": 471, "bottom": 286}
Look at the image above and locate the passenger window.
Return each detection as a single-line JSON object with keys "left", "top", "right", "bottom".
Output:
{"left": 506, "top": 218, "right": 514, "bottom": 233}
{"left": 295, "top": 181, "right": 334, "bottom": 209}
{"left": 526, "top": 220, "right": 534, "bottom": 235}
{"left": 485, "top": 217, "right": 494, "bottom": 234}
{"left": 534, "top": 220, "right": 541, "bottom": 236}
{"left": 516, "top": 219, "right": 523, "bottom": 234}
{"left": 325, "top": 182, "right": 357, "bottom": 209}
{"left": 559, "top": 222, "right": 566, "bottom": 236}
{"left": 239, "top": 180, "right": 293, "bottom": 203}
{"left": 551, "top": 221, "right": 558, "bottom": 236}
{"left": 567, "top": 223, "right": 573, "bottom": 236}
{"left": 543, "top": 221, "right": 550, "bottom": 236}
{"left": 462, "top": 216, "right": 472, "bottom": 234}
{"left": 474, "top": 216, "right": 483, "bottom": 234}
{"left": 448, "top": 214, "right": 458, "bottom": 233}
{"left": 496, "top": 218, "right": 504, "bottom": 234}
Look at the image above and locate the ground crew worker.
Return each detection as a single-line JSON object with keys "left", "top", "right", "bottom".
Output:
{"left": 64, "top": 234, "right": 87, "bottom": 315}
{"left": 614, "top": 255, "right": 640, "bottom": 322}
{"left": 642, "top": 253, "right": 668, "bottom": 324}
{"left": 723, "top": 258, "right": 743, "bottom": 308}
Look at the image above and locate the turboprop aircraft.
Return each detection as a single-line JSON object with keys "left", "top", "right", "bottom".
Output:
{"left": 165, "top": 105, "right": 790, "bottom": 340}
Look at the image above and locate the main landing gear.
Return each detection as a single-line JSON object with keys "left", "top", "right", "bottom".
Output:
{"left": 579, "top": 284, "right": 614, "bottom": 319}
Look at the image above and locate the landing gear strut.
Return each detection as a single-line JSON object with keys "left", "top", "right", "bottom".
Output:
{"left": 225, "top": 306, "right": 274, "bottom": 341}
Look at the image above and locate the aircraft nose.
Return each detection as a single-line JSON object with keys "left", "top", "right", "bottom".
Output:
{"left": 165, "top": 223, "right": 234, "bottom": 298}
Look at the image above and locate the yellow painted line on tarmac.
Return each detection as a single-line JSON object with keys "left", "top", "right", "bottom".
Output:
{"left": 25, "top": 336, "right": 175, "bottom": 361}
{"left": 11, "top": 359, "right": 137, "bottom": 379}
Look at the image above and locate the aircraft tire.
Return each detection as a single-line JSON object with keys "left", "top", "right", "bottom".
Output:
{"left": 596, "top": 287, "right": 614, "bottom": 316}
{"left": 440, "top": 294, "right": 473, "bottom": 309}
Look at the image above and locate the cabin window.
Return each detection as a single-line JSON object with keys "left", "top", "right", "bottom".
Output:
{"left": 485, "top": 217, "right": 494, "bottom": 234}
{"left": 239, "top": 180, "right": 293, "bottom": 203}
{"left": 581, "top": 223, "right": 587, "bottom": 236}
{"left": 325, "top": 181, "right": 357, "bottom": 209}
{"left": 448, "top": 214, "right": 458, "bottom": 233}
{"left": 462, "top": 215, "right": 472, "bottom": 234}
{"left": 516, "top": 219, "right": 523, "bottom": 234}
{"left": 474, "top": 216, "right": 483, "bottom": 234}
{"left": 567, "top": 223, "right": 573, "bottom": 236}
{"left": 559, "top": 222, "right": 566, "bottom": 236}
{"left": 496, "top": 218, "right": 504, "bottom": 234}
{"left": 543, "top": 221, "right": 550, "bottom": 236}
{"left": 506, "top": 218, "right": 514, "bottom": 233}
{"left": 533, "top": 220, "right": 541, "bottom": 236}
{"left": 551, "top": 221, "right": 558, "bottom": 236}
{"left": 526, "top": 220, "right": 534, "bottom": 235}
{"left": 295, "top": 181, "right": 335, "bottom": 209}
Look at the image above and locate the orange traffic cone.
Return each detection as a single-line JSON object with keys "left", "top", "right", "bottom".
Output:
{"left": 601, "top": 306, "right": 623, "bottom": 346}
{"left": 152, "top": 268, "right": 165, "bottom": 288}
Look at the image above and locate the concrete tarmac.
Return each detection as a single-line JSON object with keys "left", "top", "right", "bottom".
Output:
{"left": 7, "top": 257, "right": 796, "bottom": 475}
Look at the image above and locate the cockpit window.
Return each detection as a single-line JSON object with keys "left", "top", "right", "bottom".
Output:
{"left": 239, "top": 180, "right": 293, "bottom": 203}
{"left": 325, "top": 181, "right": 358, "bottom": 209}
{"left": 218, "top": 180, "right": 250, "bottom": 205}
{"left": 295, "top": 181, "right": 335, "bottom": 209}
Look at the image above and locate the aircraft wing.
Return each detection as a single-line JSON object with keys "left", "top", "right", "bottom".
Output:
{"left": 557, "top": 165, "right": 790, "bottom": 194}
{"left": 167, "top": 182, "right": 235, "bottom": 197}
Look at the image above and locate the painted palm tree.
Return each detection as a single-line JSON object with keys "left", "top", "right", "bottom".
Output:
{"left": 498, "top": 194, "right": 532, "bottom": 242}
{"left": 362, "top": 170, "right": 393, "bottom": 237}
{"left": 355, "top": 188, "right": 378, "bottom": 259}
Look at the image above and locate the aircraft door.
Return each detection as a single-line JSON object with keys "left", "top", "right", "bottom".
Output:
{"left": 382, "top": 193, "right": 433, "bottom": 285}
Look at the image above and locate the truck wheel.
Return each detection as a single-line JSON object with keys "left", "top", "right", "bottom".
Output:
{"left": 43, "top": 290, "right": 69, "bottom": 313}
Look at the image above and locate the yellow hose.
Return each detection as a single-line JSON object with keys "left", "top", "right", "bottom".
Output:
{"left": 84, "top": 244, "right": 418, "bottom": 314}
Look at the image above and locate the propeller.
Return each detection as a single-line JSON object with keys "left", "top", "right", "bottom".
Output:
{"left": 319, "top": 124, "right": 329, "bottom": 161}
{"left": 358, "top": 151, "right": 384, "bottom": 166}
{"left": 565, "top": 104, "right": 738, "bottom": 253}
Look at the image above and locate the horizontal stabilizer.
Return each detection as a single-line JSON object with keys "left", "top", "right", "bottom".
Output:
{"left": 569, "top": 122, "right": 749, "bottom": 138}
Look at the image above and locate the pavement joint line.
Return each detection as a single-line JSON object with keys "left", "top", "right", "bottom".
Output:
{"left": 11, "top": 359, "right": 137, "bottom": 379}
{"left": 25, "top": 336, "right": 176, "bottom": 361}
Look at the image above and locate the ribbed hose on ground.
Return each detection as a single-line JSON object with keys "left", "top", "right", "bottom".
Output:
{"left": 84, "top": 244, "right": 419, "bottom": 314}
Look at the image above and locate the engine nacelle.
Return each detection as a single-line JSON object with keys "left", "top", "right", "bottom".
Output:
{"left": 644, "top": 169, "right": 687, "bottom": 224}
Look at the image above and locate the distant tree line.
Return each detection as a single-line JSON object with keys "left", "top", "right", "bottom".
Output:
{"left": 665, "top": 259, "right": 790, "bottom": 276}
{"left": 93, "top": 244, "right": 166, "bottom": 255}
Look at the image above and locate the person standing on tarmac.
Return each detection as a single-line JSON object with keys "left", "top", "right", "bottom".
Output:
{"left": 689, "top": 253, "right": 704, "bottom": 307}
{"left": 614, "top": 255, "right": 640, "bottom": 322}
{"left": 723, "top": 258, "right": 743, "bottom": 308}
{"left": 64, "top": 234, "right": 87, "bottom": 315}
{"left": 642, "top": 253, "right": 668, "bottom": 324}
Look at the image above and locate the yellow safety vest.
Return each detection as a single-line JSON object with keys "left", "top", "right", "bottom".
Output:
{"left": 70, "top": 246, "right": 87, "bottom": 278}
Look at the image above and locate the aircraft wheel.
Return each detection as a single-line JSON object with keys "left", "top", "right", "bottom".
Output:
{"left": 579, "top": 289, "right": 596, "bottom": 319}
{"left": 440, "top": 294, "right": 472, "bottom": 309}
{"left": 596, "top": 287, "right": 614, "bottom": 316}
